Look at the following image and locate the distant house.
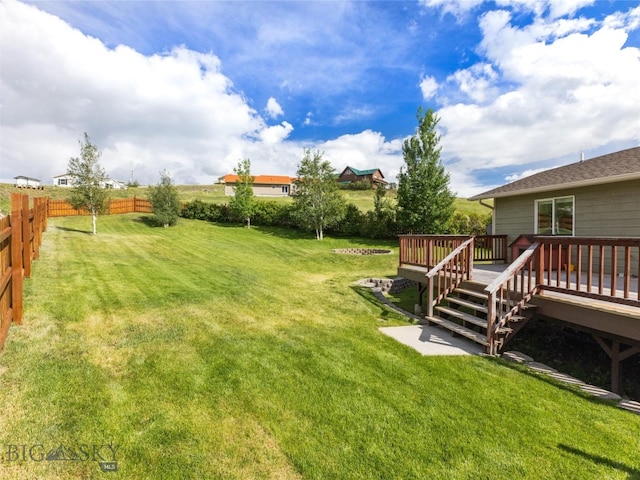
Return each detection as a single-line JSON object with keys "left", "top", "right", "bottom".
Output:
{"left": 219, "top": 174, "right": 295, "bottom": 197}
{"left": 337, "top": 167, "right": 387, "bottom": 188}
{"left": 468, "top": 146, "right": 640, "bottom": 263}
{"left": 102, "top": 178, "right": 128, "bottom": 190}
{"left": 14, "top": 176, "right": 42, "bottom": 189}
{"left": 53, "top": 174, "right": 127, "bottom": 189}
{"left": 53, "top": 174, "right": 76, "bottom": 187}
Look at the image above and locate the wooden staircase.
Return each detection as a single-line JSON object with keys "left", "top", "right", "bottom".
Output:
{"left": 425, "top": 283, "right": 536, "bottom": 353}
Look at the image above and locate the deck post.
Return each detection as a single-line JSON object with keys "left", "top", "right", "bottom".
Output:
{"left": 611, "top": 340, "right": 621, "bottom": 394}
{"left": 426, "top": 276, "right": 434, "bottom": 318}
{"left": 486, "top": 291, "right": 496, "bottom": 355}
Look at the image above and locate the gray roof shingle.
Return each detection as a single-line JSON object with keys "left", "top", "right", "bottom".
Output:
{"left": 469, "top": 146, "right": 640, "bottom": 200}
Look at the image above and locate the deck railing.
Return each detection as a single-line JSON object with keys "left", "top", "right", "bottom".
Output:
{"left": 535, "top": 236, "right": 640, "bottom": 306}
{"left": 485, "top": 236, "right": 640, "bottom": 354}
{"left": 485, "top": 242, "right": 542, "bottom": 354}
{"left": 425, "top": 237, "right": 474, "bottom": 317}
{"left": 474, "top": 235, "right": 508, "bottom": 262}
{"left": 398, "top": 234, "right": 507, "bottom": 268}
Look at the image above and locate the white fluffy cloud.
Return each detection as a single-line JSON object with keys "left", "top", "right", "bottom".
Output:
{"left": 0, "top": 2, "right": 304, "bottom": 184}
{"left": 420, "top": 75, "right": 439, "bottom": 100}
{"left": 437, "top": 4, "right": 640, "bottom": 176}
{"left": 265, "top": 97, "right": 284, "bottom": 119}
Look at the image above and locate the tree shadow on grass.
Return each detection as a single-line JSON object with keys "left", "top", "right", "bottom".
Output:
{"left": 132, "top": 215, "right": 161, "bottom": 227}
{"left": 558, "top": 444, "right": 640, "bottom": 479}
{"left": 54, "top": 225, "right": 93, "bottom": 235}
{"left": 350, "top": 284, "right": 415, "bottom": 323}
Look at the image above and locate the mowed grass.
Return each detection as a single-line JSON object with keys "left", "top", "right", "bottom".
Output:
{"left": 1, "top": 215, "right": 639, "bottom": 479}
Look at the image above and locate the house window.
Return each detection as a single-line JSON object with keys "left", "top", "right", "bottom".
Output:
{"left": 281, "top": 185, "right": 289, "bottom": 194}
{"left": 59, "top": 178, "right": 67, "bottom": 186}
{"left": 535, "top": 196, "right": 574, "bottom": 235}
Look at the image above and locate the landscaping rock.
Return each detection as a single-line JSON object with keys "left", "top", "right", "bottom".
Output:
{"left": 528, "top": 362, "right": 558, "bottom": 374}
{"left": 548, "top": 372, "right": 585, "bottom": 386}
{"left": 618, "top": 399, "right": 640, "bottom": 415}
{"left": 502, "top": 351, "right": 534, "bottom": 363}
{"left": 578, "top": 384, "right": 621, "bottom": 402}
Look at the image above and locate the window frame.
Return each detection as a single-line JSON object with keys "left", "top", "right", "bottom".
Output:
{"left": 534, "top": 195, "right": 575, "bottom": 236}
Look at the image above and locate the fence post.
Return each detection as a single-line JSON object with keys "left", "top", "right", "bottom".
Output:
{"left": 11, "top": 193, "right": 24, "bottom": 325}
{"left": 21, "top": 194, "right": 32, "bottom": 278}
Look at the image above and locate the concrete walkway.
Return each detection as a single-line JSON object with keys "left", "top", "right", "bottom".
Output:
{"left": 380, "top": 325, "right": 484, "bottom": 356}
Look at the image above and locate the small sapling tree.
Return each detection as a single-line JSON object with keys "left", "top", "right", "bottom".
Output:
{"left": 292, "top": 149, "right": 345, "bottom": 240}
{"left": 229, "top": 159, "right": 255, "bottom": 228}
{"left": 66, "top": 133, "right": 110, "bottom": 235}
{"left": 148, "top": 169, "right": 181, "bottom": 227}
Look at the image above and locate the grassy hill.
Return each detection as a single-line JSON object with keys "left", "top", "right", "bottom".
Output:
{"left": 0, "top": 183, "right": 491, "bottom": 217}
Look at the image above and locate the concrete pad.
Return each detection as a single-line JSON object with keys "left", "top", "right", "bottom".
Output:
{"left": 379, "top": 325, "right": 484, "bottom": 356}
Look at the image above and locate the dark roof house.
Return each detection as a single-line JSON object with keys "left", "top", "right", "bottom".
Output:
{"left": 337, "top": 166, "right": 387, "bottom": 187}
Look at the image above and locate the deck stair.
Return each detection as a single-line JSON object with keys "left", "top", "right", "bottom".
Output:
{"left": 425, "top": 285, "right": 536, "bottom": 352}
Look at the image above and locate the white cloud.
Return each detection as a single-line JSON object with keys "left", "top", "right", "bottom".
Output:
{"left": 0, "top": 2, "right": 304, "bottom": 184}
{"left": 419, "top": 75, "right": 439, "bottom": 100}
{"left": 504, "top": 166, "right": 554, "bottom": 183}
{"left": 420, "top": 0, "right": 485, "bottom": 19}
{"left": 437, "top": 5, "right": 640, "bottom": 175}
{"left": 447, "top": 63, "right": 497, "bottom": 103}
{"left": 259, "top": 121, "right": 294, "bottom": 145}
{"left": 303, "top": 112, "right": 313, "bottom": 126}
{"left": 265, "top": 97, "right": 284, "bottom": 119}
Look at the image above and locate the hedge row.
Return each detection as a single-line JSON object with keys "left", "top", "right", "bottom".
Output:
{"left": 180, "top": 200, "right": 490, "bottom": 239}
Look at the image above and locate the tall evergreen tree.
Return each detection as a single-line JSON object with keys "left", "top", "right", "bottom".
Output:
{"left": 396, "top": 107, "right": 455, "bottom": 233}
{"left": 66, "top": 133, "right": 110, "bottom": 235}
{"left": 229, "top": 158, "right": 255, "bottom": 228}
{"left": 148, "top": 170, "right": 181, "bottom": 227}
{"left": 292, "top": 149, "right": 344, "bottom": 240}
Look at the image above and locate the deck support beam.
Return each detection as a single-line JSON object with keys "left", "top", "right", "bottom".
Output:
{"left": 592, "top": 335, "right": 640, "bottom": 394}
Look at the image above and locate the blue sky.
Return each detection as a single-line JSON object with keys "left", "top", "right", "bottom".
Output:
{"left": 1, "top": 0, "right": 639, "bottom": 196}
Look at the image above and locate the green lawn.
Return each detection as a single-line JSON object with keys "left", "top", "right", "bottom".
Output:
{"left": 1, "top": 214, "right": 638, "bottom": 479}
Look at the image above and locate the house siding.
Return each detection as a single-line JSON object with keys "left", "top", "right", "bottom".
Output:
{"left": 494, "top": 179, "right": 640, "bottom": 274}
{"left": 224, "top": 183, "right": 291, "bottom": 197}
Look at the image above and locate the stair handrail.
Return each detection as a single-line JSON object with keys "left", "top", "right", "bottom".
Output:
{"left": 484, "top": 242, "right": 542, "bottom": 354}
{"left": 425, "top": 237, "right": 474, "bottom": 317}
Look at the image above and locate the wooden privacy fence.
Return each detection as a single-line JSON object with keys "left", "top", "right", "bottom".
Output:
{"left": 48, "top": 196, "right": 153, "bottom": 217}
{"left": 0, "top": 193, "right": 48, "bottom": 351}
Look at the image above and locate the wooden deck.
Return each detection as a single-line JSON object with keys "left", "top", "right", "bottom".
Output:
{"left": 397, "top": 235, "right": 640, "bottom": 393}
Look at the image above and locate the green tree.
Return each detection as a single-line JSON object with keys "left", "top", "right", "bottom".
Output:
{"left": 396, "top": 107, "right": 455, "bottom": 233}
{"left": 229, "top": 159, "right": 255, "bottom": 228}
{"left": 292, "top": 149, "right": 345, "bottom": 240}
{"left": 66, "top": 133, "right": 110, "bottom": 235}
{"left": 148, "top": 169, "right": 181, "bottom": 227}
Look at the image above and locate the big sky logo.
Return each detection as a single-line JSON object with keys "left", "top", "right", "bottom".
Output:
{"left": 4, "top": 443, "right": 119, "bottom": 472}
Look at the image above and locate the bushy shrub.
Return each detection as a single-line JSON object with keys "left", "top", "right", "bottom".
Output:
{"left": 181, "top": 201, "right": 231, "bottom": 223}
{"left": 252, "top": 201, "right": 293, "bottom": 227}
{"left": 448, "top": 211, "right": 492, "bottom": 235}
{"left": 329, "top": 203, "right": 365, "bottom": 237}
